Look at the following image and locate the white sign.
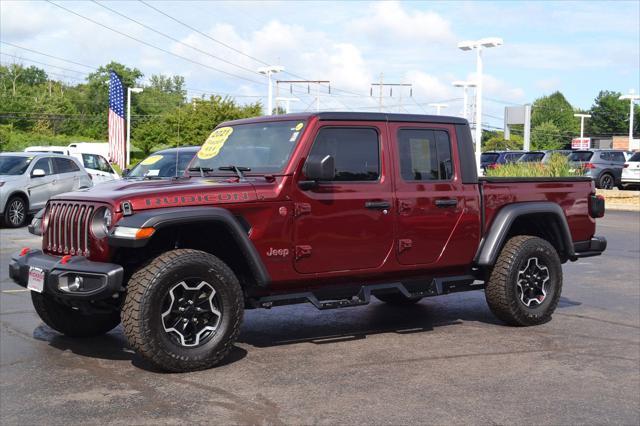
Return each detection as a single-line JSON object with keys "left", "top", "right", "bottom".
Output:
{"left": 571, "top": 137, "right": 590, "bottom": 149}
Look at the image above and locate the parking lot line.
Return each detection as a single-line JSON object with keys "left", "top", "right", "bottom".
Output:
{"left": 2, "top": 289, "right": 30, "bottom": 293}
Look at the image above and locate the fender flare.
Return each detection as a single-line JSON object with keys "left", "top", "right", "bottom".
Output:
{"left": 108, "top": 206, "right": 270, "bottom": 287}
{"left": 474, "top": 202, "right": 576, "bottom": 266}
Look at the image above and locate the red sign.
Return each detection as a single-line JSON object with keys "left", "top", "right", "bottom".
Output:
{"left": 572, "top": 137, "right": 590, "bottom": 149}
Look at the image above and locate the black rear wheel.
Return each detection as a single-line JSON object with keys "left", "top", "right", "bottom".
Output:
{"left": 597, "top": 173, "right": 614, "bottom": 189}
{"left": 485, "top": 235, "right": 562, "bottom": 326}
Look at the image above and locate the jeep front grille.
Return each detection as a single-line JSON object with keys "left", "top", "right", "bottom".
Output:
{"left": 43, "top": 201, "right": 95, "bottom": 256}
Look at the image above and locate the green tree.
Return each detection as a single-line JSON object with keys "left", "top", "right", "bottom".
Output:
{"left": 588, "top": 90, "right": 640, "bottom": 135}
{"left": 531, "top": 121, "right": 564, "bottom": 150}
{"left": 531, "top": 91, "right": 578, "bottom": 135}
{"left": 483, "top": 131, "right": 523, "bottom": 151}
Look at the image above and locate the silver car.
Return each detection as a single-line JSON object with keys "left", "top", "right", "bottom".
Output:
{"left": 0, "top": 152, "right": 93, "bottom": 227}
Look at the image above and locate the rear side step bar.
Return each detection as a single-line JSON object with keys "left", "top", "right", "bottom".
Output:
{"left": 253, "top": 275, "right": 481, "bottom": 310}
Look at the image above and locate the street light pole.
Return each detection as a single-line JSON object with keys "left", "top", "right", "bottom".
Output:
{"left": 126, "top": 87, "right": 143, "bottom": 167}
{"left": 258, "top": 65, "right": 284, "bottom": 116}
{"left": 452, "top": 80, "right": 477, "bottom": 120}
{"left": 574, "top": 113, "right": 591, "bottom": 140}
{"left": 619, "top": 89, "right": 639, "bottom": 149}
{"left": 458, "top": 37, "right": 503, "bottom": 171}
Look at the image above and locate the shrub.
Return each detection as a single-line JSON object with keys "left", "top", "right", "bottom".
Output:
{"left": 485, "top": 153, "right": 583, "bottom": 177}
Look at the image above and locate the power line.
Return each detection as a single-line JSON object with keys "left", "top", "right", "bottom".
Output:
{"left": 0, "top": 53, "right": 89, "bottom": 76}
{"left": 0, "top": 41, "right": 95, "bottom": 70}
{"left": 45, "top": 0, "right": 263, "bottom": 85}
{"left": 91, "top": 0, "right": 261, "bottom": 78}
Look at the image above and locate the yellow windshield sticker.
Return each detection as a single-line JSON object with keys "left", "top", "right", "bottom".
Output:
{"left": 198, "top": 127, "right": 233, "bottom": 159}
{"left": 294, "top": 122, "right": 304, "bottom": 131}
{"left": 140, "top": 155, "right": 163, "bottom": 166}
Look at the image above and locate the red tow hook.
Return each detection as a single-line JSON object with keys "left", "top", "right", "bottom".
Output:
{"left": 60, "top": 255, "right": 72, "bottom": 264}
{"left": 19, "top": 247, "right": 30, "bottom": 256}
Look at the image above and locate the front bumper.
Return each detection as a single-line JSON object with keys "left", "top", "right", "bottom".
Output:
{"left": 9, "top": 250, "right": 124, "bottom": 300}
{"left": 573, "top": 236, "right": 607, "bottom": 258}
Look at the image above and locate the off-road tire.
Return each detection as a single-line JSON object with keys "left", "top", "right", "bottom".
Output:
{"left": 121, "top": 249, "right": 243, "bottom": 372}
{"left": 4, "top": 196, "right": 27, "bottom": 228}
{"left": 31, "top": 292, "right": 121, "bottom": 337}
{"left": 485, "top": 235, "right": 562, "bottom": 326}
{"left": 375, "top": 293, "right": 423, "bottom": 305}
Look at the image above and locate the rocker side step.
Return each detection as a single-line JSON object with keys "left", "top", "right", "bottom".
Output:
{"left": 255, "top": 275, "right": 480, "bottom": 310}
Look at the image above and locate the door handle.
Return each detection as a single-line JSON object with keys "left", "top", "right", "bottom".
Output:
{"left": 434, "top": 199, "right": 458, "bottom": 208}
{"left": 365, "top": 200, "right": 391, "bottom": 210}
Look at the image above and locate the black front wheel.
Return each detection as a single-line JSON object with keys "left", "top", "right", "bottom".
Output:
{"left": 485, "top": 235, "right": 562, "bottom": 326}
{"left": 122, "top": 249, "right": 244, "bottom": 372}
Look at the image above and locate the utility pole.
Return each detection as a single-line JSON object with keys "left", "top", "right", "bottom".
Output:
{"left": 276, "top": 80, "right": 330, "bottom": 112}
{"left": 275, "top": 97, "right": 300, "bottom": 114}
{"left": 428, "top": 103, "right": 448, "bottom": 115}
{"left": 370, "top": 75, "right": 413, "bottom": 112}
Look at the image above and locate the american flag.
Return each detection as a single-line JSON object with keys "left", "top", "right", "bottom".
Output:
{"left": 108, "top": 71, "right": 126, "bottom": 168}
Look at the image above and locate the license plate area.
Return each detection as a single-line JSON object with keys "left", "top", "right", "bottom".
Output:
{"left": 27, "top": 267, "right": 45, "bottom": 293}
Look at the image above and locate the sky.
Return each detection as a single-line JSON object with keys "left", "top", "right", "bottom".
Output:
{"left": 1, "top": 0, "right": 639, "bottom": 129}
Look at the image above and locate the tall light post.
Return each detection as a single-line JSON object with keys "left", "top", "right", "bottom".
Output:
{"left": 458, "top": 37, "right": 503, "bottom": 170}
{"left": 428, "top": 103, "right": 448, "bottom": 115}
{"left": 258, "top": 65, "right": 284, "bottom": 116}
{"left": 275, "top": 96, "right": 299, "bottom": 114}
{"left": 452, "top": 80, "right": 477, "bottom": 120}
{"left": 619, "top": 89, "right": 639, "bottom": 149}
{"left": 126, "top": 87, "right": 143, "bottom": 167}
{"left": 574, "top": 113, "right": 591, "bottom": 140}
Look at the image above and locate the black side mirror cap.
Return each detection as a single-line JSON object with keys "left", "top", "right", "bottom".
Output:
{"left": 304, "top": 154, "right": 335, "bottom": 181}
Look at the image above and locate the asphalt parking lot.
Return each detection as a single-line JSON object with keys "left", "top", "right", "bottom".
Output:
{"left": 1, "top": 211, "right": 638, "bottom": 425}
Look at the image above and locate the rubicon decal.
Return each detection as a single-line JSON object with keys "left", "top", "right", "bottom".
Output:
{"left": 266, "top": 247, "right": 290, "bottom": 257}
{"left": 145, "top": 192, "right": 250, "bottom": 207}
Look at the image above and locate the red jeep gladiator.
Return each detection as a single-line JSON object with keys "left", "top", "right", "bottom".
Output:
{"left": 10, "top": 112, "right": 607, "bottom": 372}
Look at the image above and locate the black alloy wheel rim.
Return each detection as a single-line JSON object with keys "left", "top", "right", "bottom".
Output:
{"left": 516, "top": 257, "right": 550, "bottom": 308}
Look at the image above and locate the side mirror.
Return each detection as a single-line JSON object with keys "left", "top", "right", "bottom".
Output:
{"left": 122, "top": 168, "right": 130, "bottom": 177}
{"left": 31, "top": 169, "right": 46, "bottom": 178}
{"left": 299, "top": 155, "right": 335, "bottom": 190}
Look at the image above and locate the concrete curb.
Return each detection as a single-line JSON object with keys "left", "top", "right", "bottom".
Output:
{"left": 596, "top": 189, "right": 640, "bottom": 212}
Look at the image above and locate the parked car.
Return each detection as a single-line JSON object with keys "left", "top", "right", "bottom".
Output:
{"left": 125, "top": 147, "right": 199, "bottom": 179}
{"left": 9, "top": 112, "right": 606, "bottom": 372}
{"left": 481, "top": 151, "right": 526, "bottom": 171}
{"left": 567, "top": 149, "right": 627, "bottom": 189}
{"left": 621, "top": 151, "right": 640, "bottom": 189}
{"left": 0, "top": 152, "right": 92, "bottom": 227}
{"left": 518, "top": 150, "right": 573, "bottom": 164}
{"left": 25, "top": 144, "right": 119, "bottom": 183}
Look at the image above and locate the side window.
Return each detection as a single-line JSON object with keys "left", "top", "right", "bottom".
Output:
{"left": 599, "top": 152, "right": 610, "bottom": 161}
{"left": 307, "top": 127, "right": 380, "bottom": 181}
{"left": 53, "top": 158, "right": 80, "bottom": 174}
{"left": 96, "top": 155, "right": 113, "bottom": 173}
{"left": 611, "top": 152, "right": 625, "bottom": 162}
{"left": 397, "top": 129, "right": 453, "bottom": 181}
{"left": 31, "top": 158, "right": 53, "bottom": 176}
{"left": 82, "top": 154, "right": 98, "bottom": 170}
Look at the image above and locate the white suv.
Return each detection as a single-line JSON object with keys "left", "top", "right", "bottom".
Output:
{"left": 621, "top": 151, "right": 640, "bottom": 189}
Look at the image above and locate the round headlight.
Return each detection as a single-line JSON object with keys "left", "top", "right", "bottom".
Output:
{"left": 91, "top": 207, "right": 112, "bottom": 238}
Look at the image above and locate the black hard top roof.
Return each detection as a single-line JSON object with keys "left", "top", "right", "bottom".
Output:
{"left": 221, "top": 112, "right": 468, "bottom": 127}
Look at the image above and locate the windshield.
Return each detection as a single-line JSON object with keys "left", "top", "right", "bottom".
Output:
{"left": 568, "top": 151, "right": 593, "bottom": 162}
{"left": 519, "top": 152, "right": 545, "bottom": 162}
{"left": 0, "top": 156, "right": 32, "bottom": 175}
{"left": 481, "top": 153, "right": 499, "bottom": 164}
{"left": 128, "top": 151, "right": 197, "bottom": 178}
{"left": 188, "top": 120, "right": 305, "bottom": 174}
{"left": 629, "top": 152, "right": 640, "bottom": 162}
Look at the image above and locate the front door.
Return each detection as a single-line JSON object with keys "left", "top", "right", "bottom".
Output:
{"left": 293, "top": 123, "right": 394, "bottom": 274}
{"left": 390, "top": 124, "right": 465, "bottom": 265}
{"left": 27, "top": 157, "right": 56, "bottom": 210}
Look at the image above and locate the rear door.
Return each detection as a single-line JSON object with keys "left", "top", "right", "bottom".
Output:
{"left": 609, "top": 151, "right": 626, "bottom": 182}
{"left": 390, "top": 123, "right": 464, "bottom": 265}
{"left": 292, "top": 123, "right": 394, "bottom": 274}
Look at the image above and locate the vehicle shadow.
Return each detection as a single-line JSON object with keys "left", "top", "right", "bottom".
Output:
{"left": 238, "top": 297, "right": 503, "bottom": 348}
{"left": 32, "top": 324, "right": 248, "bottom": 372}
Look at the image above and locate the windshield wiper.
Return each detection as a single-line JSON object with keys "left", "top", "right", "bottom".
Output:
{"left": 218, "top": 165, "right": 251, "bottom": 182}
{"left": 187, "top": 166, "right": 214, "bottom": 177}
